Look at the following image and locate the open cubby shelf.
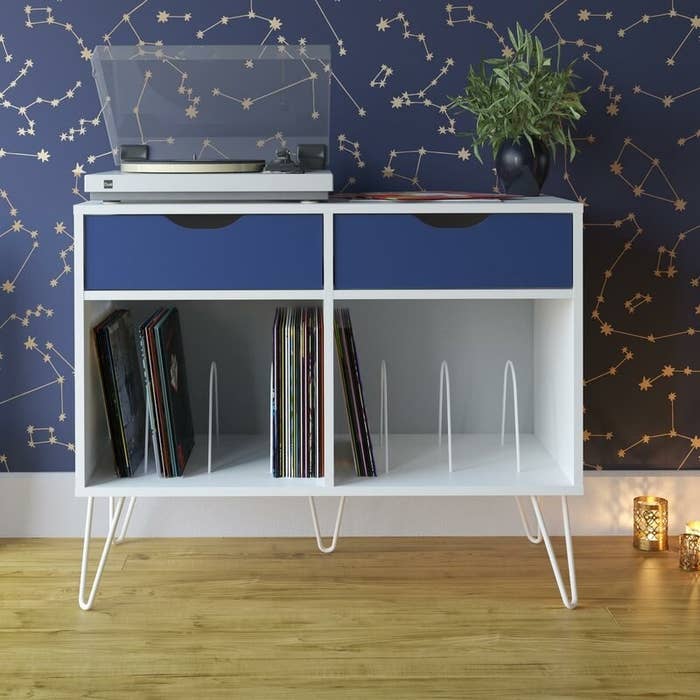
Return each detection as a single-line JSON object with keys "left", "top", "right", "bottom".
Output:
{"left": 75, "top": 199, "right": 582, "bottom": 499}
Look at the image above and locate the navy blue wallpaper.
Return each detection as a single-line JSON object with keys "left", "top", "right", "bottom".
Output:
{"left": 0, "top": 1, "right": 698, "bottom": 471}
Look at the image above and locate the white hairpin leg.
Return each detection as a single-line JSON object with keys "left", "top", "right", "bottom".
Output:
{"left": 79, "top": 496, "right": 125, "bottom": 611}
{"left": 109, "top": 496, "right": 137, "bottom": 544}
{"left": 114, "top": 496, "right": 137, "bottom": 544}
{"left": 529, "top": 496, "right": 578, "bottom": 609}
{"left": 438, "top": 361, "right": 453, "bottom": 472}
{"left": 515, "top": 496, "right": 542, "bottom": 544}
{"left": 379, "top": 360, "right": 389, "bottom": 473}
{"left": 208, "top": 361, "right": 220, "bottom": 473}
{"left": 501, "top": 360, "right": 521, "bottom": 472}
{"left": 308, "top": 496, "right": 345, "bottom": 554}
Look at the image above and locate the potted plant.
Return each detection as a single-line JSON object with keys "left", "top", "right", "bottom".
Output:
{"left": 449, "top": 23, "right": 587, "bottom": 196}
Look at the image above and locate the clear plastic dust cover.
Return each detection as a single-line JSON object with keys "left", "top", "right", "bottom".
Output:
{"left": 91, "top": 44, "right": 331, "bottom": 166}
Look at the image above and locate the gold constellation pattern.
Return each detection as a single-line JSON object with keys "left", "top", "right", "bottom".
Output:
{"left": 0, "top": 454, "right": 8, "bottom": 472}
{"left": 103, "top": 0, "right": 162, "bottom": 50}
{"left": 50, "top": 222, "right": 73, "bottom": 289}
{"left": 60, "top": 98, "right": 110, "bottom": 142}
{"left": 3, "top": 80, "right": 81, "bottom": 136}
{"left": 581, "top": 51, "right": 621, "bottom": 116}
{"left": 617, "top": 1, "right": 700, "bottom": 67}
{"left": 337, "top": 134, "right": 365, "bottom": 169}
{"left": 624, "top": 292, "right": 653, "bottom": 314}
{"left": 391, "top": 58, "right": 456, "bottom": 135}
{"left": 588, "top": 213, "right": 648, "bottom": 338}
{"left": 44, "top": 340, "right": 74, "bottom": 374}
{"left": 593, "top": 235, "right": 700, "bottom": 344}
{"left": 156, "top": 10, "right": 192, "bottom": 24}
{"left": 69, "top": 149, "right": 118, "bottom": 201}
{"left": 444, "top": 4, "right": 512, "bottom": 58}
{"left": 0, "top": 304, "right": 53, "bottom": 332}
{"left": 1, "top": 189, "right": 18, "bottom": 217}
{"left": 532, "top": 1, "right": 604, "bottom": 55}
{"left": 583, "top": 429, "right": 613, "bottom": 441}
{"left": 610, "top": 138, "right": 687, "bottom": 211}
{"left": 583, "top": 346, "right": 634, "bottom": 387}
{"left": 22, "top": 336, "right": 71, "bottom": 422}
{"left": 655, "top": 225, "right": 700, "bottom": 279}
{"left": 678, "top": 128, "right": 700, "bottom": 146}
{"left": 312, "top": 0, "right": 347, "bottom": 56}
{"left": 0, "top": 34, "right": 13, "bottom": 63}
{"left": 26, "top": 425, "right": 74, "bottom": 452}
{"left": 23, "top": 6, "right": 92, "bottom": 61}
{"left": 196, "top": 3, "right": 282, "bottom": 44}
{"left": 0, "top": 339, "right": 66, "bottom": 421}
{"left": 639, "top": 364, "right": 700, "bottom": 391}
{"left": 382, "top": 146, "right": 471, "bottom": 190}
{"left": 170, "top": 59, "right": 200, "bottom": 120}
{"left": 71, "top": 163, "right": 86, "bottom": 201}
{"left": 583, "top": 393, "right": 613, "bottom": 470}
{"left": 102, "top": 1, "right": 199, "bottom": 121}
{"left": 277, "top": 37, "right": 366, "bottom": 117}
{"left": 338, "top": 176, "right": 357, "bottom": 193}
{"left": 198, "top": 139, "right": 231, "bottom": 160}
{"left": 256, "top": 131, "right": 287, "bottom": 151}
{"left": 617, "top": 393, "right": 700, "bottom": 470}
{"left": 311, "top": 54, "right": 365, "bottom": 118}
{"left": 577, "top": 10, "right": 614, "bottom": 21}
{"left": 0, "top": 219, "right": 40, "bottom": 294}
{"left": 0, "top": 59, "right": 34, "bottom": 103}
{"left": 370, "top": 64, "right": 393, "bottom": 89}
{"left": 376, "top": 12, "right": 434, "bottom": 61}
{"left": 562, "top": 159, "right": 588, "bottom": 205}
{"left": 531, "top": 1, "right": 619, "bottom": 117}
{"left": 633, "top": 82, "right": 700, "bottom": 110}
{"left": 560, "top": 134, "right": 595, "bottom": 205}
{"left": 0, "top": 146, "right": 50, "bottom": 163}
{"left": 212, "top": 68, "right": 320, "bottom": 120}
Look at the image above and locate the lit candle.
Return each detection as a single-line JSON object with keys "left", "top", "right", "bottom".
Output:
{"left": 633, "top": 496, "right": 669, "bottom": 551}
{"left": 685, "top": 521, "right": 700, "bottom": 536}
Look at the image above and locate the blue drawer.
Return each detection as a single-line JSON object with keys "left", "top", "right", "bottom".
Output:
{"left": 84, "top": 214, "right": 323, "bottom": 290}
{"left": 334, "top": 213, "right": 573, "bottom": 289}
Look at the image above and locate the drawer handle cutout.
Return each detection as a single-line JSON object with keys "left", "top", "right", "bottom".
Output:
{"left": 165, "top": 214, "right": 242, "bottom": 229}
{"left": 413, "top": 213, "right": 490, "bottom": 229}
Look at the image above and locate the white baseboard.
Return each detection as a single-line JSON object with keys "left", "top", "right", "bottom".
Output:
{"left": 2, "top": 472, "right": 700, "bottom": 537}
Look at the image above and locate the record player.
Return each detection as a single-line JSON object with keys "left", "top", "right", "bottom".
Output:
{"left": 84, "top": 45, "right": 333, "bottom": 201}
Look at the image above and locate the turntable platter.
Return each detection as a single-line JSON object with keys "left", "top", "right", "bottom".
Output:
{"left": 120, "top": 160, "right": 266, "bottom": 174}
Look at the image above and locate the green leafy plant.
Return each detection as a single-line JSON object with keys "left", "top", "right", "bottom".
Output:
{"left": 449, "top": 23, "right": 587, "bottom": 163}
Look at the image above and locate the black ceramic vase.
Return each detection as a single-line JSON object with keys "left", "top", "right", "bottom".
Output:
{"left": 495, "top": 138, "right": 550, "bottom": 196}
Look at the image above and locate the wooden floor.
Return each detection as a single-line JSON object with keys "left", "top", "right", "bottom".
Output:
{"left": 1, "top": 536, "right": 699, "bottom": 699}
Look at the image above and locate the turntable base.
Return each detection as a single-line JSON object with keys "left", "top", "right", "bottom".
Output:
{"left": 84, "top": 170, "right": 334, "bottom": 202}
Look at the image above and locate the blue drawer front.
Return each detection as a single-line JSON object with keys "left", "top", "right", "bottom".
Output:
{"left": 85, "top": 214, "right": 323, "bottom": 290}
{"left": 334, "top": 213, "right": 573, "bottom": 289}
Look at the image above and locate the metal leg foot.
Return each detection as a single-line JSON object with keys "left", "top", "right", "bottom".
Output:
{"left": 308, "top": 496, "right": 345, "bottom": 554}
{"left": 515, "top": 496, "right": 543, "bottom": 544}
{"left": 79, "top": 496, "right": 125, "bottom": 611}
{"left": 529, "top": 496, "right": 578, "bottom": 610}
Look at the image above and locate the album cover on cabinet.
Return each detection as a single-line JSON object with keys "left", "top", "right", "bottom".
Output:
{"left": 153, "top": 308, "right": 195, "bottom": 477}
{"left": 271, "top": 307, "right": 323, "bottom": 478}
{"left": 94, "top": 309, "right": 146, "bottom": 478}
{"left": 334, "top": 308, "right": 376, "bottom": 477}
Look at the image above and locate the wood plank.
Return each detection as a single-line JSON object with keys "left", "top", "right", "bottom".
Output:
{"left": 0, "top": 537, "right": 698, "bottom": 699}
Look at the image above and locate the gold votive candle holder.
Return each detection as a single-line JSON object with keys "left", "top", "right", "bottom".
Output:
{"left": 633, "top": 496, "right": 668, "bottom": 551}
{"left": 679, "top": 534, "right": 700, "bottom": 571}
